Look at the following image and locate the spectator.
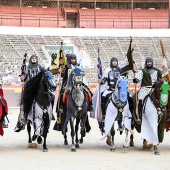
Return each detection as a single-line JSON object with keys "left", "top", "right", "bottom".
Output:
{"left": 5, "top": 66, "right": 14, "bottom": 85}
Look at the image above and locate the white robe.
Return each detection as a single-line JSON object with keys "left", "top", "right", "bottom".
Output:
{"left": 141, "top": 97, "right": 158, "bottom": 145}
{"left": 102, "top": 101, "right": 132, "bottom": 139}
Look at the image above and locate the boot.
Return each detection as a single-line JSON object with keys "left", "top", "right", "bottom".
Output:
{"left": 136, "top": 100, "right": 142, "bottom": 124}
{"left": 101, "top": 103, "right": 106, "bottom": 121}
{"left": 85, "top": 115, "right": 91, "bottom": 133}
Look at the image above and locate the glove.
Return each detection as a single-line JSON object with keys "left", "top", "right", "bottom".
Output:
{"left": 133, "top": 78, "right": 139, "bottom": 84}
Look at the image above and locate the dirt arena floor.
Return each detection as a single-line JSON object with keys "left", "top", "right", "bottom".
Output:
{"left": 0, "top": 108, "right": 170, "bottom": 170}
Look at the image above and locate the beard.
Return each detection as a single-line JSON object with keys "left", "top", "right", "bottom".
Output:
{"left": 146, "top": 64, "right": 153, "bottom": 69}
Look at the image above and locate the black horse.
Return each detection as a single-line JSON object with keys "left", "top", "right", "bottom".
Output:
{"left": 62, "top": 68, "right": 90, "bottom": 152}
{"left": 23, "top": 69, "right": 57, "bottom": 152}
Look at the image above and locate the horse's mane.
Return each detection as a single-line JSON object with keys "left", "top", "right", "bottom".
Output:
{"left": 23, "top": 71, "right": 43, "bottom": 115}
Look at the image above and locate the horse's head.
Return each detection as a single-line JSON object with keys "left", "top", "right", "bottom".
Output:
{"left": 72, "top": 68, "right": 84, "bottom": 90}
{"left": 114, "top": 76, "right": 128, "bottom": 104}
{"left": 154, "top": 78, "right": 170, "bottom": 106}
{"left": 43, "top": 70, "right": 57, "bottom": 92}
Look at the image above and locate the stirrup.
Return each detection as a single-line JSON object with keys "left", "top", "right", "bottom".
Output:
{"left": 2, "top": 121, "right": 8, "bottom": 128}
{"left": 136, "top": 119, "right": 141, "bottom": 124}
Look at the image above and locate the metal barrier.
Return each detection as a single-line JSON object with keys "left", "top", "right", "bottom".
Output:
{"left": 0, "top": 16, "right": 169, "bottom": 29}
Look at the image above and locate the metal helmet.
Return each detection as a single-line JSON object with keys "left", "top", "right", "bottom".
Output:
{"left": 67, "top": 53, "right": 77, "bottom": 68}
{"left": 110, "top": 57, "right": 118, "bottom": 68}
{"left": 145, "top": 56, "right": 153, "bottom": 68}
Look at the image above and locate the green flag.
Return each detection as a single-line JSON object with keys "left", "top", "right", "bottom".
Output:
{"left": 120, "top": 38, "right": 135, "bottom": 75}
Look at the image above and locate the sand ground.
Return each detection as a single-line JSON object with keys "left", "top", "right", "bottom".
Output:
{"left": 0, "top": 108, "right": 170, "bottom": 170}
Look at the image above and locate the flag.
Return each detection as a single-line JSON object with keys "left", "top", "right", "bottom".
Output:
{"left": 60, "top": 49, "right": 67, "bottom": 71}
{"left": 120, "top": 37, "right": 135, "bottom": 75}
{"left": 97, "top": 47, "right": 103, "bottom": 79}
{"left": 49, "top": 42, "right": 67, "bottom": 74}
{"left": 160, "top": 40, "right": 169, "bottom": 77}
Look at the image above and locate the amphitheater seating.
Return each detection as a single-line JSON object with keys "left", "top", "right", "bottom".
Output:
{"left": 0, "top": 35, "right": 170, "bottom": 85}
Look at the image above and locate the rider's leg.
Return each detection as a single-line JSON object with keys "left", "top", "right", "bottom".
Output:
{"left": 82, "top": 83, "right": 93, "bottom": 111}
{"left": 138, "top": 99, "right": 143, "bottom": 121}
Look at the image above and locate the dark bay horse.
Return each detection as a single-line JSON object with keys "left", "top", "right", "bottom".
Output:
{"left": 130, "top": 78, "right": 170, "bottom": 154}
{"left": 23, "top": 69, "right": 57, "bottom": 152}
{"left": 62, "top": 68, "right": 90, "bottom": 152}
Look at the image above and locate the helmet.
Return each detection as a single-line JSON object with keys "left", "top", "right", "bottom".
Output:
{"left": 110, "top": 57, "right": 118, "bottom": 68}
{"left": 29, "top": 55, "right": 38, "bottom": 65}
{"left": 67, "top": 54, "right": 77, "bottom": 68}
{"left": 145, "top": 56, "right": 153, "bottom": 68}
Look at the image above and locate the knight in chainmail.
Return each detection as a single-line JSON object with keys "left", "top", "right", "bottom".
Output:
{"left": 54, "top": 53, "right": 92, "bottom": 133}
{"left": 99, "top": 57, "right": 121, "bottom": 116}
{"left": 98, "top": 57, "right": 132, "bottom": 134}
{"left": 133, "top": 56, "right": 162, "bottom": 120}
{"left": 14, "top": 55, "right": 55, "bottom": 132}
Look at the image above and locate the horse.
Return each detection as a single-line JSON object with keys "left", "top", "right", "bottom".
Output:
{"left": 62, "top": 67, "right": 90, "bottom": 152}
{"left": 23, "top": 69, "right": 57, "bottom": 152}
{"left": 102, "top": 76, "right": 131, "bottom": 151}
{"left": 0, "top": 86, "right": 8, "bottom": 136}
{"left": 130, "top": 78, "right": 170, "bottom": 154}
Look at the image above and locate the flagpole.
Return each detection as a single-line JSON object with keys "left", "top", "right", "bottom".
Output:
{"left": 56, "top": 42, "right": 63, "bottom": 125}
{"left": 98, "top": 47, "right": 102, "bottom": 121}
{"left": 130, "top": 36, "right": 141, "bottom": 123}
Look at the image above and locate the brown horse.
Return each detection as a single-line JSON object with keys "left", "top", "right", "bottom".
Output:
{"left": 130, "top": 78, "right": 170, "bottom": 154}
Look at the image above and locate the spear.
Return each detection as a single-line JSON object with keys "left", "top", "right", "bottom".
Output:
{"left": 17, "top": 50, "right": 28, "bottom": 124}
{"left": 56, "top": 42, "right": 64, "bottom": 125}
{"left": 97, "top": 47, "right": 102, "bottom": 121}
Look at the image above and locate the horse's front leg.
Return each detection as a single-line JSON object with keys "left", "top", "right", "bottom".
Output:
{"left": 123, "top": 128, "right": 129, "bottom": 150}
{"left": 154, "top": 145, "right": 160, "bottom": 155}
{"left": 129, "top": 124, "right": 135, "bottom": 147}
{"left": 75, "top": 117, "right": 80, "bottom": 148}
{"left": 79, "top": 113, "right": 86, "bottom": 144}
{"left": 27, "top": 120, "right": 32, "bottom": 144}
{"left": 70, "top": 118, "right": 76, "bottom": 152}
{"left": 42, "top": 113, "right": 49, "bottom": 152}
{"left": 110, "top": 123, "right": 115, "bottom": 152}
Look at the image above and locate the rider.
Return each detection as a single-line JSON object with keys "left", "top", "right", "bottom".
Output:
{"left": 14, "top": 55, "right": 55, "bottom": 132}
{"left": 0, "top": 84, "right": 8, "bottom": 129}
{"left": 133, "top": 56, "right": 162, "bottom": 121}
{"left": 54, "top": 53, "right": 92, "bottom": 132}
{"left": 98, "top": 57, "right": 132, "bottom": 134}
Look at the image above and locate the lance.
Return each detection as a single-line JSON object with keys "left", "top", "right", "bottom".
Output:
{"left": 97, "top": 47, "right": 102, "bottom": 121}
{"left": 18, "top": 50, "right": 28, "bottom": 121}
{"left": 130, "top": 37, "right": 141, "bottom": 123}
{"left": 56, "top": 42, "right": 63, "bottom": 124}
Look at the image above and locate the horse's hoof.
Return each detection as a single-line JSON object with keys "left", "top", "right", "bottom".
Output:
{"left": 75, "top": 144, "right": 79, "bottom": 148}
{"left": 123, "top": 145, "right": 128, "bottom": 150}
{"left": 111, "top": 148, "right": 115, "bottom": 152}
{"left": 143, "top": 143, "right": 153, "bottom": 150}
{"left": 43, "top": 148, "right": 48, "bottom": 152}
{"left": 64, "top": 140, "right": 68, "bottom": 145}
{"left": 37, "top": 136, "right": 42, "bottom": 144}
{"left": 154, "top": 151, "right": 160, "bottom": 155}
{"left": 71, "top": 148, "right": 76, "bottom": 152}
{"left": 27, "top": 143, "right": 37, "bottom": 148}
{"left": 32, "top": 135, "right": 37, "bottom": 141}
{"left": 129, "top": 141, "right": 134, "bottom": 147}
{"left": 79, "top": 139, "right": 83, "bottom": 144}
